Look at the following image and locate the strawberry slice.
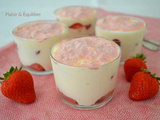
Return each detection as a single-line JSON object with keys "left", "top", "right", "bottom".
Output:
{"left": 69, "top": 23, "right": 83, "bottom": 30}
{"left": 57, "top": 89, "right": 77, "bottom": 104}
{"left": 113, "top": 39, "right": 121, "bottom": 46}
{"left": 29, "top": 63, "right": 45, "bottom": 71}
{"left": 36, "top": 50, "right": 40, "bottom": 55}
{"left": 96, "top": 89, "right": 114, "bottom": 104}
{"left": 85, "top": 24, "right": 91, "bottom": 30}
{"left": 111, "top": 75, "right": 114, "bottom": 80}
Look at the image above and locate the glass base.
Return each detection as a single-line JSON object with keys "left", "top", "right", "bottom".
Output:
{"left": 22, "top": 65, "right": 53, "bottom": 75}
{"left": 58, "top": 93, "right": 113, "bottom": 110}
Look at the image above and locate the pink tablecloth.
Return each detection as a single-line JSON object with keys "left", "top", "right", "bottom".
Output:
{"left": 0, "top": 8, "right": 160, "bottom": 120}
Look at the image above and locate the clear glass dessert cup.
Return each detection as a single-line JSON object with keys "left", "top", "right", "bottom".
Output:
{"left": 50, "top": 37, "right": 121, "bottom": 110}
{"left": 54, "top": 6, "right": 97, "bottom": 37}
{"left": 96, "top": 16, "right": 147, "bottom": 65}
{"left": 13, "top": 20, "right": 68, "bottom": 75}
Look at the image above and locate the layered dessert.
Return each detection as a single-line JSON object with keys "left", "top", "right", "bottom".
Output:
{"left": 96, "top": 15, "right": 146, "bottom": 63}
{"left": 13, "top": 20, "right": 68, "bottom": 73}
{"left": 54, "top": 6, "right": 97, "bottom": 37}
{"left": 50, "top": 36, "right": 121, "bottom": 109}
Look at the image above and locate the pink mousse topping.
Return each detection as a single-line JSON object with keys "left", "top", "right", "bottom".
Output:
{"left": 53, "top": 37, "right": 120, "bottom": 67}
{"left": 14, "top": 21, "right": 66, "bottom": 42}
{"left": 97, "top": 15, "right": 146, "bottom": 32}
{"left": 56, "top": 6, "right": 96, "bottom": 20}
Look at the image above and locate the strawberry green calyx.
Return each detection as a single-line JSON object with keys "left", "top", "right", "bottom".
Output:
{"left": 0, "top": 66, "right": 22, "bottom": 84}
{"left": 141, "top": 67, "right": 160, "bottom": 84}
{"left": 134, "top": 54, "right": 146, "bottom": 63}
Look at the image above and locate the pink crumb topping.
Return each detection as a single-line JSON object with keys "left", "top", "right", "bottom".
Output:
{"left": 56, "top": 6, "right": 96, "bottom": 20}
{"left": 97, "top": 15, "right": 146, "bottom": 32}
{"left": 14, "top": 21, "right": 66, "bottom": 42}
{"left": 53, "top": 37, "right": 120, "bottom": 67}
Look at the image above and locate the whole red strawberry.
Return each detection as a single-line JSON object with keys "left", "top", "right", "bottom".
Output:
{"left": 124, "top": 54, "right": 147, "bottom": 82}
{"left": 0, "top": 66, "right": 36, "bottom": 104}
{"left": 129, "top": 69, "right": 160, "bottom": 100}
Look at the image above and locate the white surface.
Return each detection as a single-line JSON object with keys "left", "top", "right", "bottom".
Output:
{"left": 0, "top": 0, "right": 160, "bottom": 48}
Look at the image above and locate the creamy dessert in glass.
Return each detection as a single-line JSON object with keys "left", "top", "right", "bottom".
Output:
{"left": 50, "top": 36, "right": 121, "bottom": 110}
{"left": 96, "top": 15, "right": 147, "bottom": 64}
{"left": 13, "top": 20, "right": 68, "bottom": 75}
{"left": 54, "top": 6, "right": 97, "bottom": 37}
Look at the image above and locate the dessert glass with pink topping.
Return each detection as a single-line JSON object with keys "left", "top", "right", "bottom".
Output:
{"left": 54, "top": 6, "right": 97, "bottom": 37}
{"left": 96, "top": 15, "right": 147, "bottom": 64}
{"left": 50, "top": 36, "right": 121, "bottom": 109}
{"left": 13, "top": 20, "right": 68, "bottom": 75}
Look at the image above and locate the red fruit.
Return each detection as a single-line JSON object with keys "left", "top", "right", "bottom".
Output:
{"left": 69, "top": 23, "right": 83, "bottom": 30}
{"left": 124, "top": 54, "right": 147, "bottom": 82}
{"left": 57, "top": 88, "right": 77, "bottom": 104}
{"left": 129, "top": 69, "right": 160, "bottom": 100}
{"left": 0, "top": 66, "right": 36, "bottom": 104}
{"left": 85, "top": 24, "right": 91, "bottom": 30}
{"left": 29, "top": 63, "right": 45, "bottom": 71}
{"left": 111, "top": 75, "right": 114, "bottom": 80}
{"left": 96, "top": 89, "right": 114, "bottom": 104}
{"left": 36, "top": 50, "right": 40, "bottom": 55}
{"left": 113, "top": 39, "right": 121, "bottom": 46}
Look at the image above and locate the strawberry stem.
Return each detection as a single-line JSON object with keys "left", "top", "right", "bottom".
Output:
{"left": 0, "top": 66, "right": 22, "bottom": 84}
{"left": 156, "top": 77, "right": 160, "bottom": 81}
{"left": 134, "top": 54, "right": 146, "bottom": 63}
{"left": 141, "top": 67, "right": 160, "bottom": 84}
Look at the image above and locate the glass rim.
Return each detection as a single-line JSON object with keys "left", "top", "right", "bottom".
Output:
{"left": 50, "top": 36, "right": 121, "bottom": 69}
{"left": 12, "top": 19, "right": 69, "bottom": 41}
{"left": 54, "top": 5, "right": 97, "bottom": 19}
{"left": 96, "top": 15, "right": 147, "bottom": 33}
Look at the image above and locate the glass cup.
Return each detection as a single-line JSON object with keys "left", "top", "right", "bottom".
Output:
{"left": 50, "top": 36, "right": 121, "bottom": 110}
{"left": 54, "top": 6, "right": 97, "bottom": 37}
{"left": 13, "top": 20, "right": 68, "bottom": 75}
{"left": 95, "top": 16, "right": 147, "bottom": 65}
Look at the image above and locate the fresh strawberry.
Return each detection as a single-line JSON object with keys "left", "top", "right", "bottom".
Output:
{"left": 69, "top": 23, "right": 83, "bottom": 30}
{"left": 124, "top": 54, "right": 147, "bottom": 82}
{"left": 129, "top": 69, "right": 160, "bottom": 100}
{"left": 0, "top": 66, "right": 36, "bottom": 104}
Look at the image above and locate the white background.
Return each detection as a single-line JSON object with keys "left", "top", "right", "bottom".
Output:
{"left": 0, "top": 0, "right": 160, "bottom": 47}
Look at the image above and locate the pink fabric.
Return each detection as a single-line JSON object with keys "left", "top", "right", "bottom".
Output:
{"left": 0, "top": 8, "right": 160, "bottom": 120}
